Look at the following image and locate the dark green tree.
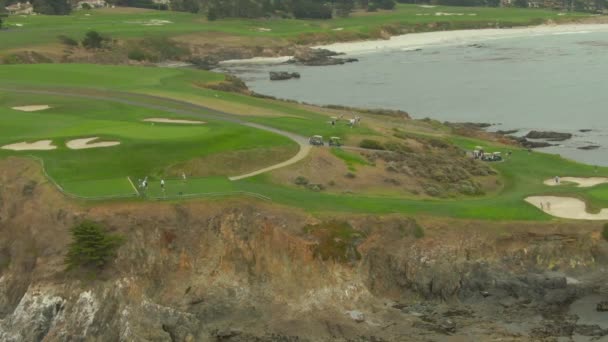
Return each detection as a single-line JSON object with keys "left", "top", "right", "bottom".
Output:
{"left": 33, "top": 0, "right": 71, "bottom": 15}
{"left": 65, "top": 221, "right": 124, "bottom": 271}
{"left": 82, "top": 30, "right": 105, "bottom": 49}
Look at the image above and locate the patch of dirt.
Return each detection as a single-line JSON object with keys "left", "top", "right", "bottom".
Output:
{"left": 270, "top": 148, "right": 427, "bottom": 196}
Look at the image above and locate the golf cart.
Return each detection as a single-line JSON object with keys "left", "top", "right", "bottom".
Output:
{"left": 481, "top": 152, "right": 502, "bottom": 162}
{"left": 309, "top": 135, "right": 324, "bottom": 146}
{"left": 328, "top": 137, "right": 342, "bottom": 147}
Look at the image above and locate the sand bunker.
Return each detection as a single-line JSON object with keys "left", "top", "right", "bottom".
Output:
{"left": 2, "top": 140, "right": 56, "bottom": 151}
{"left": 66, "top": 137, "right": 120, "bottom": 150}
{"left": 526, "top": 196, "right": 608, "bottom": 220}
{"left": 544, "top": 177, "right": 608, "bottom": 188}
{"left": 143, "top": 118, "right": 205, "bottom": 125}
{"left": 12, "top": 105, "right": 51, "bottom": 112}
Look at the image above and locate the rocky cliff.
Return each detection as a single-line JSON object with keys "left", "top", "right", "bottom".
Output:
{"left": 0, "top": 158, "right": 607, "bottom": 341}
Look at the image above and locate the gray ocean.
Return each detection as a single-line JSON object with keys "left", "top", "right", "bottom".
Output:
{"left": 221, "top": 31, "right": 608, "bottom": 166}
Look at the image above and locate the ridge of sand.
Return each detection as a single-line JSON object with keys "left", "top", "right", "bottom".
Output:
{"left": 11, "top": 105, "right": 51, "bottom": 112}
{"left": 544, "top": 177, "right": 608, "bottom": 187}
{"left": 143, "top": 118, "right": 205, "bottom": 124}
{"left": 525, "top": 196, "right": 608, "bottom": 220}
{"left": 66, "top": 137, "right": 120, "bottom": 150}
{"left": 1, "top": 140, "right": 56, "bottom": 151}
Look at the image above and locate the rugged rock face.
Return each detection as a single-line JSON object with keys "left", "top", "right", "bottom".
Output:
{"left": 0, "top": 158, "right": 607, "bottom": 341}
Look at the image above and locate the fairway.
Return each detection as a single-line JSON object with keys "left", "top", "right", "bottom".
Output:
{"left": 0, "top": 90, "right": 297, "bottom": 198}
{"left": 1, "top": 63, "right": 607, "bottom": 221}
{"left": 0, "top": 5, "right": 590, "bottom": 53}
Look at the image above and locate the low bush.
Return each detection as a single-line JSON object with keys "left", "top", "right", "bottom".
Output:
{"left": 58, "top": 35, "right": 79, "bottom": 47}
{"left": 359, "top": 139, "right": 385, "bottom": 150}
{"left": 603, "top": 224, "right": 608, "bottom": 242}
{"left": 127, "top": 49, "right": 147, "bottom": 61}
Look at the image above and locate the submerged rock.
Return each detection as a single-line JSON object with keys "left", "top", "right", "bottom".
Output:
{"left": 578, "top": 145, "right": 600, "bottom": 150}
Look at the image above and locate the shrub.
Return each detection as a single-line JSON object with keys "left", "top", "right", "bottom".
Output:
{"left": 603, "top": 224, "right": 608, "bottom": 242}
{"left": 345, "top": 172, "right": 356, "bottom": 179}
{"left": 359, "top": 139, "right": 385, "bottom": 150}
{"left": 65, "top": 221, "right": 124, "bottom": 271}
{"left": 58, "top": 35, "right": 79, "bottom": 47}
{"left": 412, "top": 222, "right": 425, "bottom": 239}
{"left": 82, "top": 30, "right": 106, "bottom": 49}
{"left": 294, "top": 176, "right": 309, "bottom": 185}
{"left": 128, "top": 49, "right": 146, "bottom": 61}
{"left": 81, "top": 2, "right": 92, "bottom": 9}
{"left": 375, "top": 0, "right": 396, "bottom": 9}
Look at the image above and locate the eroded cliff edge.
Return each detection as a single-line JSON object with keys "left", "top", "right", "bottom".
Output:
{"left": 0, "top": 157, "right": 607, "bottom": 341}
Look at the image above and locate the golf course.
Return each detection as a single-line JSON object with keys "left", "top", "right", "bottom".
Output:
{"left": 1, "top": 63, "right": 607, "bottom": 220}
{"left": 0, "top": 4, "right": 592, "bottom": 58}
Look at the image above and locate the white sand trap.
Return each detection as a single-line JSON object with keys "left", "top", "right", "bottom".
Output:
{"left": 143, "top": 118, "right": 205, "bottom": 125}
{"left": 526, "top": 196, "right": 608, "bottom": 220}
{"left": 2, "top": 140, "right": 56, "bottom": 151}
{"left": 544, "top": 177, "right": 608, "bottom": 188}
{"left": 11, "top": 105, "right": 51, "bottom": 112}
{"left": 66, "top": 137, "right": 120, "bottom": 150}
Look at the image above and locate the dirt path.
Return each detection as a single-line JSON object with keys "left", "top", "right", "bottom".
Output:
{"left": 4, "top": 88, "right": 312, "bottom": 180}
{"left": 544, "top": 177, "right": 608, "bottom": 188}
{"left": 525, "top": 196, "right": 608, "bottom": 220}
{"left": 230, "top": 122, "right": 311, "bottom": 180}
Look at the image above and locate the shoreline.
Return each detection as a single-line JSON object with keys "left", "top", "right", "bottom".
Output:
{"left": 315, "top": 23, "right": 608, "bottom": 55}
{"left": 220, "top": 23, "right": 608, "bottom": 65}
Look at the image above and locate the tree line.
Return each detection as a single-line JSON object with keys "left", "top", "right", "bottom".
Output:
{"left": 1, "top": 0, "right": 604, "bottom": 19}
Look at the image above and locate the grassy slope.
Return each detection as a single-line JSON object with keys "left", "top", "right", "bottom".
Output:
{"left": 0, "top": 5, "right": 590, "bottom": 53}
{"left": 1, "top": 64, "right": 607, "bottom": 220}
{"left": 0, "top": 91, "right": 295, "bottom": 197}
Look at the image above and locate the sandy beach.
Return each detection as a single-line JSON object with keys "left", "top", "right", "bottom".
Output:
{"left": 316, "top": 23, "right": 608, "bottom": 55}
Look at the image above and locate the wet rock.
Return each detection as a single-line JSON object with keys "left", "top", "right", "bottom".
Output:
{"left": 269, "top": 71, "right": 300, "bottom": 81}
{"left": 213, "top": 328, "right": 242, "bottom": 339}
{"left": 578, "top": 145, "right": 600, "bottom": 150}
{"left": 579, "top": 129, "right": 592, "bottom": 132}
{"left": 574, "top": 324, "right": 608, "bottom": 337}
{"left": 597, "top": 300, "right": 608, "bottom": 312}
{"left": 525, "top": 131, "right": 573, "bottom": 141}
{"left": 495, "top": 129, "right": 519, "bottom": 135}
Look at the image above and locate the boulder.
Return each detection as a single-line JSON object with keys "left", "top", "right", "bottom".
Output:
{"left": 597, "top": 300, "right": 608, "bottom": 312}
{"left": 269, "top": 71, "right": 300, "bottom": 81}
{"left": 525, "top": 131, "right": 572, "bottom": 141}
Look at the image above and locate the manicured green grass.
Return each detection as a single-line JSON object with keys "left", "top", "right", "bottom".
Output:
{"left": 0, "top": 91, "right": 295, "bottom": 197}
{"left": 1, "top": 64, "right": 607, "bottom": 220}
{"left": 0, "top": 64, "right": 376, "bottom": 138}
{"left": 331, "top": 147, "right": 369, "bottom": 171}
{"left": 0, "top": 5, "right": 589, "bottom": 52}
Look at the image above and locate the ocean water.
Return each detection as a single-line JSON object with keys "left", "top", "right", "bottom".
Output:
{"left": 221, "top": 30, "right": 608, "bottom": 166}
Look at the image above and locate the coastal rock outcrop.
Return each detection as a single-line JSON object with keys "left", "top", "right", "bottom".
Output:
{"left": 525, "top": 130, "right": 573, "bottom": 141}
{"left": 269, "top": 71, "right": 301, "bottom": 81}
{"left": 290, "top": 48, "right": 358, "bottom": 66}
